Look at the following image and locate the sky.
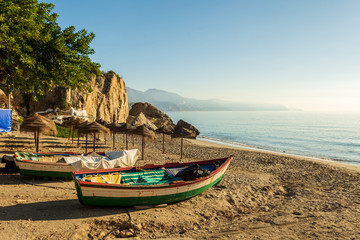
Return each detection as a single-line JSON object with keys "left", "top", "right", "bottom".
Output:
{"left": 44, "top": 0, "right": 360, "bottom": 112}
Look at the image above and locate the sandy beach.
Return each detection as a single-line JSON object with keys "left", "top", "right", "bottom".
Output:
{"left": 1, "top": 131, "right": 360, "bottom": 239}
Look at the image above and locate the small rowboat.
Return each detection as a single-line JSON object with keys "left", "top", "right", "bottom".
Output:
{"left": 14, "top": 150, "right": 139, "bottom": 178}
{"left": 14, "top": 152, "right": 81, "bottom": 178}
{"left": 72, "top": 156, "right": 233, "bottom": 206}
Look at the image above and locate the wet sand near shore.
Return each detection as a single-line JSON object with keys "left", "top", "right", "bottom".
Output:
{"left": 1, "top": 131, "right": 360, "bottom": 239}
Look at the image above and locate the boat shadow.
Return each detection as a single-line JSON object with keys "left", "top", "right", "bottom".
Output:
{"left": 0, "top": 171, "right": 71, "bottom": 185}
{"left": 0, "top": 199, "right": 130, "bottom": 221}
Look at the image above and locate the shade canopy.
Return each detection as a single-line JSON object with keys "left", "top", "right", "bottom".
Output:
{"left": 155, "top": 124, "right": 174, "bottom": 135}
{"left": 96, "top": 119, "right": 111, "bottom": 127}
{"left": 106, "top": 122, "right": 124, "bottom": 132}
{"left": 20, "top": 113, "right": 57, "bottom": 135}
{"left": 77, "top": 121, "right": 110, "bottom": 135}
{"left": 117, "top": 123, "right": 134, "bottom": 133}
{"left": 131, "top": 124, "right": 156, "bottom": 140}
{"left": 62, "top": 117, "right": 88, "bottom": 129}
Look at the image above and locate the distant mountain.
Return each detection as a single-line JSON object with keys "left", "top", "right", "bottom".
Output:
{"left": 127, "top": 87, "right": 289, "bottom": 111}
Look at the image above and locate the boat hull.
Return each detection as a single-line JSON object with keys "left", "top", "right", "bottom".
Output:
{"left": 74, "top": 157, "right": 231, "bottom": 206}
{"left": 15, "top": 160, "right": 74, "bottom": 178}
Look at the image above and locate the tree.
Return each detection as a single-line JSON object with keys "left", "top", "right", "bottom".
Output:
{"left": 0, "top": 0, "right": 100, "bottom": 115}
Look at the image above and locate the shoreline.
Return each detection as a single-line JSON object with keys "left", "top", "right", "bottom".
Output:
{"left": 191, "top": 137, "right": 360, "bottom": 172}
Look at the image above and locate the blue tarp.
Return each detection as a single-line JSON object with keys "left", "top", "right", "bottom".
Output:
{"left": 0, "top": 109, "right": 12, "bottom": 132}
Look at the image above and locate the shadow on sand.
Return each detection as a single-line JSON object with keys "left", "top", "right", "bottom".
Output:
{"left": 0, "top": 199, "right": 130, "bottom": 221}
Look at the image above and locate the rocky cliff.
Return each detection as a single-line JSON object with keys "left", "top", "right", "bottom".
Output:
{"left": 12, "top": 72, "right": 129, "bottom": 122}
{"left": 68, "top": 72, "right": 129, "bottom": 123}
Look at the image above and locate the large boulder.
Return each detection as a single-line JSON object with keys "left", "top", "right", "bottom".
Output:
{"left": 173, "top": 120, "right": 200, "bottom": 139}
{"left": 127, "top": 112, "right": 157, "bottom": 131}
{"left": 129, "top": 102, "right": 174, "bottom": 128}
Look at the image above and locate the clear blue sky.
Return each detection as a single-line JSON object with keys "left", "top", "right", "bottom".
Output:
{"left": 45, "top": 0, "right": 360, "bottom": 112}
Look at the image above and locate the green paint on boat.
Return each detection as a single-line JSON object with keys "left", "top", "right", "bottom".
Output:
{"left": 75, "top": 175, "right": 224, "bottom": 207}
{"left": 18, "top": 168, "right": 72, "bottom": 178}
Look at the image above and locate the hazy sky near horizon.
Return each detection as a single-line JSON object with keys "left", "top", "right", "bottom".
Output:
{"left": 45, "top": 0, "right": 360, "bottom": 112}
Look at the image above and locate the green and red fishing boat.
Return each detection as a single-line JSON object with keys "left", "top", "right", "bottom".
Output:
{"left": 72, "top": 156, "right": 233, "bottom": 206}
{"left": 14, "top": 152, "right": 81, "bottom": 178}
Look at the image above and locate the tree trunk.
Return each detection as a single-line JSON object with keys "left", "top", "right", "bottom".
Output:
{"left": 24, "top": 93, "right": 32, "bottom": 116}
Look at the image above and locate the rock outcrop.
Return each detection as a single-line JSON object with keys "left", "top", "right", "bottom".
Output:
{"left": 11, "top": 72, "right": 129, "bottom": 123}
{"left": 68, "top": 73, "right": 129, "bottom": 123}
{"left": 129, "top": 102, "right": 174, "bottom": 128}
{"left": 0, "top": 89, "right": 10, "bottom": 109}
{"left": 127, "top": 112, "right": 157, "bottom": 131}
{"left": 173, "top": 120, "right": 200, "bottom": 139}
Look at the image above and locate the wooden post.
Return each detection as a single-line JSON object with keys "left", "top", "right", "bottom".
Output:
{"left": 34, "top": 131, "right": 37, "bottom": 148}
{"left": 113, "top": 131, "right": 115, "bottom": 149}
{"left": 180, "top": 137, "right": 183, "bottom": 159}
{"left": 162, "top": 133, "right": 165, "bottom": 154}
{"left": 142, "top": 135, "right": 145, "bottom": 160}
{"left": 72, "top": 126, "right": 74, "bottom": 144}
{"left": 36, "top": 130, "right": 40, "bottom": 152}
{"left": 93, "top": 132, "right": 96, "bottom": 152}
{"left": 77, "top": 130, "right": 80, "bottom": 146}
{"left": 85, "top": 134, "right": 88, "bottom": 154}
{"left": 68, "top": 126, "right": 72, "bottom": 140}
{"left": 125, "top": 133, "right": 128, "bottom": 150}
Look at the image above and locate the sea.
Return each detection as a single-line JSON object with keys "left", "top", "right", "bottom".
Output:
{"left": 166, "top": 111, "right": 360, "bottom": 166}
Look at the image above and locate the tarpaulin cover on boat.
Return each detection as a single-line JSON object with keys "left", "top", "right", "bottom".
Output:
{"left": 15, "top": 152, "right": 39, "bottom": 161}
{"left": 121, "top": 170, "right": 179, "bottom": 185}
{"left": 0, "top": 109, "right": 11, "bottom": 132}
{"left": 63, "top": 149, "right": 140, "bottom": 171}
{"left": 83, "top": 169, "right": 179, "bottom": 185}
{"left": 83, "top": 173, "right": 122, "bottom": 184}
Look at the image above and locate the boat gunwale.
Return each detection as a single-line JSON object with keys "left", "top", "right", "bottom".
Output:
{"left": 73, "top": 156, "right": 233, "bottom": 190}
{"left": 14, "top": 151, "right": 105, "bottom": 166}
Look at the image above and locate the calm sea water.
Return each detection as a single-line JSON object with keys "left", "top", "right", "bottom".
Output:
{"left": 166, "top": 111, "right": 360, "bottom": 165}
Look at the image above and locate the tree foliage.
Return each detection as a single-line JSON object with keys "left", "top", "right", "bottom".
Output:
{"left": 0, "top": 0, "right": 100, "bottom": 110}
